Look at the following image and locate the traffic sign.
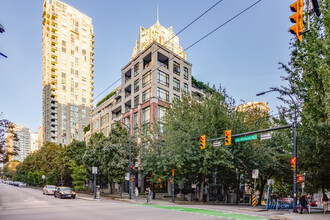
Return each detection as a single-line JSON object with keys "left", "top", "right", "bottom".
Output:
{"left": 42, "top": 175, "right": 45, "bottom": 180}
{"left": 213, "top": 141, "right": 222, "bottom": 147}
{"left": 235, "top": 134, "right": 257, "bottom": 143}
{"left": 267, "top": 179, "right": 274, "bottom": 185}
{"left": 92, "top": 167, "right": 98, "bottom": 174}
{"left": 252, "top": 169, "right": 259, "bottom": 179}
{"left": 261, "top": 133, "right": 272, "bottom": 140}
{"left": 125, "top": 173, "right": 129, "bottom": 181}
{"left": 252, "top": 195, "right": 257, "bottom": 206}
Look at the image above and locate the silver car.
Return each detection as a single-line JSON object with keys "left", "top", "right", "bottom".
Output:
{"left": 43, "top": 185, "right": 56, "bottom": 195}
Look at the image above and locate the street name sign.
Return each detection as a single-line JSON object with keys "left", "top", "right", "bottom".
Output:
{"left": 125, "top": 173, "right": 129, "bottom": 181}
{"left": 261, "top": 133, "right": 272, "bottom": 140}
{"left": 235, "top": 134, "right": 257, "bottom": 143}
{"left": 213, "top": 141, "right": 222, "bottom": 147}
{"left": 252, "top": 169, "right": 259, "bottom": 179}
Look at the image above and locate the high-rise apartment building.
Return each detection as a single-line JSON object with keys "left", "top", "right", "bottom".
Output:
{"left": 42, "top": 0, "right": 94, "bottom": 145}
{"left": 7, "top": 124, "right": 37, "bottom": 162}
{"left": 87, "top": 21, "right": 202, "bottom": 141}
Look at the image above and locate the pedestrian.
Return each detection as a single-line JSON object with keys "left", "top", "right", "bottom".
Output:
{"left": 135, "top": 187, "right": 139, "bottom": 202}
{"left": 145, "top": 187, "right": 149, "bottom": 204}
{"left": 152, "top": 190, "right": 156, "bottom": 200}
{"left": 322, "top": 193, "right": 329, "bottom": 214}
{"left": 148, "top": 188, "right": 152, "bottom": 203}
{"left": 299, "top": 194, "right": 308, "bottom": 214}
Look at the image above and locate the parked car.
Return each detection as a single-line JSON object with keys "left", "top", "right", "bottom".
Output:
{"left": 18, "top": 182, "right": 26, "bottom": 187}
{"left": 54, "top": 187, "right": 76, "bottom": 199}
{"left": 43, "top": 185, "right": 56, "bottom": 195}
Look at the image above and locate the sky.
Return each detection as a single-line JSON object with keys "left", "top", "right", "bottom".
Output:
{"left": 0, "top": 0, "right": 294, "bottom": 132}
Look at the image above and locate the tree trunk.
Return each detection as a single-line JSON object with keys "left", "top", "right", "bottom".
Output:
{"left": 199, "top": 177, "right": 205, "bottom": 203}
{"left": 258, "top": 178, "right": 267, "bottom": 205}
{"left": 120, "top": 182, "right": 123, "bottom": 198}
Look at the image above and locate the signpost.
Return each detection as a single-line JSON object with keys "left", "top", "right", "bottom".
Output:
{"left": 42, "top": 175, "right": 45, "bottom": 186}
{"left": 213, "top": 141, "right": 222, "bottom": 147}
{"left": 92, "top": 167, "right": 97, "bottom": 199}
{"left": 235, "top": 134, "right": 257, "bottom": 143}
{"left": 252, "top": 169, "right": 259, "bottom": 206}
{"left": 261, "top": 133, "right": 272, "bottom": 140}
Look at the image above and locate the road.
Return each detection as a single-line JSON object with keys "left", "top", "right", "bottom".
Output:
{"left": 1, "top": 183, "right": 327, "bottom": 220}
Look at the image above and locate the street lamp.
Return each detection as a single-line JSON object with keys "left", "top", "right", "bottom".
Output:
{"left": 114, "top": 120, "right": 132, "bottom": 200}
{"left": 256, "top": 87, "right": 298, "bottom": 212}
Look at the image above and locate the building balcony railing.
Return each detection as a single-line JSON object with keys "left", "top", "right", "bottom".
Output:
{"left": 51, "top": 51, "right": 58, "bottom": 58}
{"left": 51, "top": 84, "right": 57, "bottom": 91}
{"left": 51, "top": 32, "right": 58, "bottom": 38}
{"left": 51, "top": 103, "right": 57, "bottom": 108}
{"left": 51, "top": 71, "right": 57, "bottom": 78}
{"left": 51, "top": 25, "right": 58, "bottom": 32}
{"left": 91, "top": 73, "right": 94, "bottom": 78}
{"left": 51, "top": 12, "right": 58, "bottom": 18}
{"left": 51, "top": 65, "right": 58, "bottom": 71}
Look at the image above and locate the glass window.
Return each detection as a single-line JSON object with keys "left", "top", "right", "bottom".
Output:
{"left": 134, "top": 79, "right": 139, "bottom": 92}
{"left": 142, "top": 71, "right": 151, "bottom": 87}
{"left": 173, "top": 78, "right": 180, "bottom": 92}
{"left": 157, "top": 87, "right": 169, "bottom": 102}
{"left": 142, "top": 89, "right": 151, "bottom": 102}
{"left": 134, "top": 63, "right": 139, "bottom": 76}
{"left": 158, "top": 106, "right": 167, "bottom": 122}
{"left": 142, "top": 107, "right": 150, "bottom": 125}
{"left": 134, "top": 95, "right": 139, "bottom": 107}
{"left": 173, "top": 61, "right": 180, "bottom": 75}
{"left": 183, "top": 83, "right": 188, "bottom": 94}
{"left": 184, "top": 67, "right": 188, "bottom": 80}
{"left": 133, "top": 112, "right": 138, "bottom": 137}
{"left": 157, "top": 70, "right": 169, "bottom": 87}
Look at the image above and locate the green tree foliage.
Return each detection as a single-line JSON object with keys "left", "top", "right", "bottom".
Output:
{"left": 191, "top": 76, "right": 215, "bottom": 93}
{"left": 96, "top": 91, "right": 116, "bottom": 107}
{"left": 3, "top": 160, "right": 21, "bottom": 179}
{"left": 83, "top": 124, "right": 90, "bottom": 133}
{"left": 279, "top": 0, "right": 330, "bottom": 193}
{"left": 67, "top": 159, "right": 87, "bottom": 191}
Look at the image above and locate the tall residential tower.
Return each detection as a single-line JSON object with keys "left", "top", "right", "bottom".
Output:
{"left": 42, "top": 0, "right": 94, "bottom": 145}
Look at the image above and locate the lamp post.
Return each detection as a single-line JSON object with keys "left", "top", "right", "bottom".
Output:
{"left": 257, "top": 87, "right": 298, "bottom": 212}
{"left": 115, "top": 120, "right": 132, "bottom": 200}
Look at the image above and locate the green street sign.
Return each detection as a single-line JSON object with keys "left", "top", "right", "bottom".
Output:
{"left": 235, "top": 134, "right": 257, "bottom": 143}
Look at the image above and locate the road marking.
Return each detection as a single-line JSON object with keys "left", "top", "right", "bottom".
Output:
{"left": 135, "top": 204, "right": 267, "bottom": 220}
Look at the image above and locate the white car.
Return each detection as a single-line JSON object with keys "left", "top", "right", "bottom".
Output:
{"left": 43, "top": 185, "right": 56, "bottom": 195}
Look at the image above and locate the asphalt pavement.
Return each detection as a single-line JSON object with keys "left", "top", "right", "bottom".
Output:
{"left": 0, "top": 183, "right": 328, "bottom": 220}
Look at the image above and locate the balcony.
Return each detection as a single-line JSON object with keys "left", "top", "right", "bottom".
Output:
{"left": 51, "top": 32, "right": 58, "bottom": 38}
{"left": 51, "top": 65, "right": 58, "bottom": 71}
{"left": 51, "top": 18, "right": 58, "bottom": 24}
{"left": 51, "top": 59, "right": 57, "bottom": 65}
{"left": 50, "top": 78, "right": 57, "bottom": 84}
{"left": 51, "top": 38, "right": 57, "bottom": 45}
{"left": 90, "top": 91, "right": 94, "bottom": 96}
{"left": 51, "top": 108, "right": 57, "bottom": 114}
{"left": 51, "top": 71, "right": 57, "bottom": 78}
{"left": 42, "top": 17, "right": 46, "bottom": 25}
{"left": 51, "top": 12, "right": 58, "bottom": 18}
{"left": 51, "top": 102, "right": 57, "bottom": 108}
{"left": 91, "top": 33, "right": 95, "bottom": 39}
{"left": 51, "top": 51, "right": 58, "bottom": 58}
{"left": 51, "top": 25, "right": 58, "bottom": 32}
{"left": 91, "top": 44, "right": 95, "bottom": 50}
{"left": 90, "top": 67, "right": 94, "bottom": 72}
{"left": 91, "top": 62, "right": 94, "bottom": 67}
{"left": 51, "top": 84, "right": 57, "bottom": 91}
{"left": 51, "top": 46, "right": 57, "bottom": 52}
{"left": 91, "top": 80, "right": 94, "bottom": 84}
{"left": 91, "top": 73, "right": 95, "bottom": 78}
{"left": 51, "top": 90, "right": 57, "bottom": 97}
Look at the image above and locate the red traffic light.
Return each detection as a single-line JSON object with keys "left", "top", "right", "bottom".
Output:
{"left": 131, "top": 166, "right": 134, "bottom": 169}
{"left": 290, "top": 158, "right": 296, "bottom": 163}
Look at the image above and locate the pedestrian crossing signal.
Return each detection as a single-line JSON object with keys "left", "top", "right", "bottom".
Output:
{"left": 200, "top": 135, "right": 206, "bottom": 149}
{"left": 225, "top": 130, "right": 231, "bottom": 146}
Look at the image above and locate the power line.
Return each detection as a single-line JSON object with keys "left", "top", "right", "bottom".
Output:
{"left": 91, "top": 0, "right": 225, "bottom": 107}
{"left": 72, "top": 0, "right": 263, "bottom": 137}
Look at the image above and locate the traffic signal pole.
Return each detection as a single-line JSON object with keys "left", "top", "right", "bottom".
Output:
{"left": 257, "top": 87, "right": 298, "bottom": 212}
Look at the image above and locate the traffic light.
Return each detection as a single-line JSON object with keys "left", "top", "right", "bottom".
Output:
{"left": 169, "top": 179, "right": 173, "bottom": 184}
{"left": 289, "top": 0, "right": 304, "bottom": 42}
{"left": 200, "top": 135, "right": 206, "bottom": 149}
{"left": 290, "top": 158, "right": 296, "bottom": 171}
{"left": 297, "top": 174, "right": 305, "bottom": 183}
{"left": 131, "top": 177, "right": 134, "bottom": 182}
{"left": 225, "top": 130, "right": 231, "bottom": 146}
{"left": 129, "top": 165, "right": 134, "bottom": 173}
{"left": 171, "top": 169, "right": 174, "bottom": 176}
